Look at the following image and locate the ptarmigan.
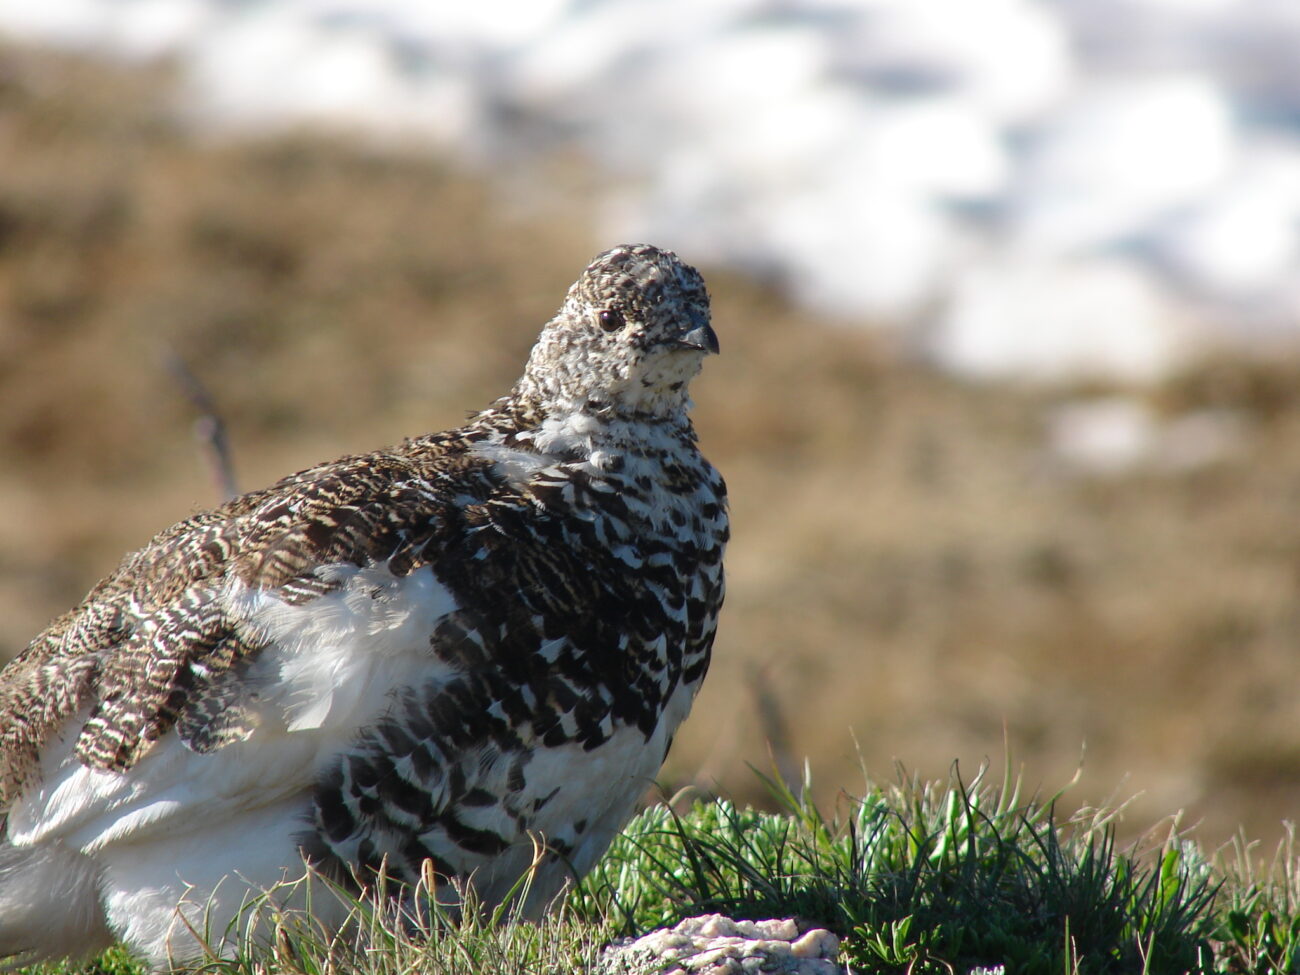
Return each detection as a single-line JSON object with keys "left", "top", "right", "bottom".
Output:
{"left": 0, "top": 244, "right": 727, "bottom": 968}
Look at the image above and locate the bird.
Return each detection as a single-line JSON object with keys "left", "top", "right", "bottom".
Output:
{"left": 0, "top": 243, "right": 727, "bottom": 968}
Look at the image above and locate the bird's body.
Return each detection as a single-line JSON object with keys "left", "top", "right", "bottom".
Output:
{"left": 0, "top": 244, "right": 726, "bottom": 967}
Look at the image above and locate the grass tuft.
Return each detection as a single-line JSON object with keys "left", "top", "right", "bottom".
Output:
{"left": 1211, "top": 823, "right": 1300, "bottom": 975}
{"left": 575, "top": 763, "right": 1218, "bottom": 974}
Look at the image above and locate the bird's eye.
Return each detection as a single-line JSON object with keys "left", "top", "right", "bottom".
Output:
{"left": 598, "top": 308, "right": 625, "bottom": 332}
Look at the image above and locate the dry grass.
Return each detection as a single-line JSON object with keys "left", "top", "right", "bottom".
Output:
{"left": 4, "top": 45, "right": 1300, "bottom": 850}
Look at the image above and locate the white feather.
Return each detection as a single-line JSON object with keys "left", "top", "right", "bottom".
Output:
{"left": 10, "top": 563, "right": 463, "bottom": 872}
{"left": 99, "top": 802, "right": 354, "bottom": 967}
{"left": 229, "top": 564, "right": 458, "bottom": 731}
{"left": 0, "top": 840, "right": 113, "bottom": 964}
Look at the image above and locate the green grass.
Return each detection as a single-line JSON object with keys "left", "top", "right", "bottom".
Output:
{"left": 20, "top": 765, "right": 1300, "bottom": 975}
{"left": 577, "top": 764, "right": 1217, "bottom": 974}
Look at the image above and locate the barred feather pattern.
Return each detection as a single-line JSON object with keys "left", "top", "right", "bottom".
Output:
{"left": 0, "top": 243, "right": 727, "bottom": 965}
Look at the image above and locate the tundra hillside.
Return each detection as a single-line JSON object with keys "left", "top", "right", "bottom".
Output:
{"left": 3, "top": 46, "right": 1300, "bottom": 849}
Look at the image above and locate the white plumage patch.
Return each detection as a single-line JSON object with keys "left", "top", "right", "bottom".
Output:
{"left": 16, "top": 565, "right": 459, "bottom": 847}
{"left": 99, "top": 804, "right": 353, "bottom": 967}
{"left": 7, "top": 565, "right": 471, "bottom": 963}
{"left": 0, "top": 841, "right": 112, "bottom": 966}
{"left": 229, "top": 564, "right": 458, "bottom": 731}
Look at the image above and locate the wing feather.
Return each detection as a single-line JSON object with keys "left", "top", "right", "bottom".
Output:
{"left": 0, "top": 435, "right": 489, "bottom": 808}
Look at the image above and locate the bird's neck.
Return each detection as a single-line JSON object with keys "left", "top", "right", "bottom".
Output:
{"left": 505, "top": 381, "right": 695, "bottom": 423}
{"left": 471, "top": 397, "right": 698, "bottom": 474}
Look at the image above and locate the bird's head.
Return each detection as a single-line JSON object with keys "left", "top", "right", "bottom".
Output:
{"left": 514, "top": 244, "right": 718, "bottom": 419}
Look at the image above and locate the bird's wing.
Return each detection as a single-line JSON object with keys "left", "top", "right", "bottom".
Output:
{"left": 0, "top": 441, "right": 484, "bottom": 822}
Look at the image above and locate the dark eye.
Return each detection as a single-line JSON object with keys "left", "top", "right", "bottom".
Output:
{"left": 598, "top": 308, "right": 625, "bottom": 332}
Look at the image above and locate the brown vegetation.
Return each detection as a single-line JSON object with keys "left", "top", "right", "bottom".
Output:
{"left": 4, "top": 46, "right": 1300, "bottom": 848}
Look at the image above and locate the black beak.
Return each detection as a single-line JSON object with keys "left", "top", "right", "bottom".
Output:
{"left": 676, "top": 322, "right": 720, "bottom": 355}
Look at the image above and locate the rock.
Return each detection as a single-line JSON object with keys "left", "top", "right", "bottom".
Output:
{"left": 595, "top": 914, "right": 844, "bottom": 975}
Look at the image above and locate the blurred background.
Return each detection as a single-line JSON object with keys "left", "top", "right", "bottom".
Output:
{"left": 1, "top": 0, "right": 1299, "bottom": 850}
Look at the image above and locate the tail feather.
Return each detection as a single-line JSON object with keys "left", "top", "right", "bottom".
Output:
{"left": 0, "top": 841, "right": 113, "bottom": 967}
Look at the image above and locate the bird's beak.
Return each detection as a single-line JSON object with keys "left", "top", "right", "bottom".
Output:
{"left": 676, "top": 322, "right": 720, "bottom": 355}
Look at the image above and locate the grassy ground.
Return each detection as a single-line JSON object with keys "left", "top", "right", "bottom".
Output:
{"left": 18, "top": 766, "right": 1300, "bottom": 974}
{"left": 6, "top": 43, "right": 1300, "bottom": 860}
